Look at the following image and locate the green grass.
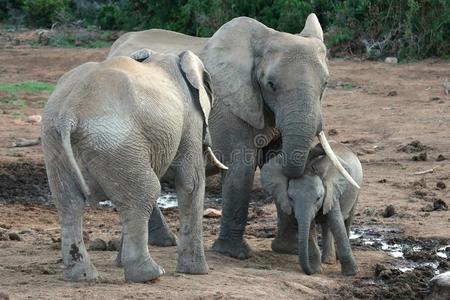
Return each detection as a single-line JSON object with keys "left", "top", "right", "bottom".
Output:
{"left": 0, "top": 93, "right": 27, "bottom": 107}
{"left": 0, "top": 81, "right": 55, "bottom": 94}
{"left": 10, "top": 111, "right": 25, "bottom": 119}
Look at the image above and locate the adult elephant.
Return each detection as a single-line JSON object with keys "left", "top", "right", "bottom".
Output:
{"left": 109, "top": 14, "right": 347, "bottom": 259}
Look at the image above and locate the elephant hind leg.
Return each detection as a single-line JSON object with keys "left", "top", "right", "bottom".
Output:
{"left": 91, "top": 159, "right": 165, "bottom": 283}
{"left": 45, "top": 162, "right": 98, "bottom": 281}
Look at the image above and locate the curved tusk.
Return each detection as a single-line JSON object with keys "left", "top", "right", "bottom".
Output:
{"left": 318, "top": 131, "right": 360, "bottom": 189}
{"left": 207, "top": 147, "right": 228, "bottom": 170}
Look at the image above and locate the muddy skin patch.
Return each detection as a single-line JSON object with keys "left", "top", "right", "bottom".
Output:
{"left": 70, "top": 243, "right": 83, "bottom": 261}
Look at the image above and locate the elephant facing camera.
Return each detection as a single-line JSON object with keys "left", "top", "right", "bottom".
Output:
{"left": 261, "top": 141, "right": 363, "bottom": 276}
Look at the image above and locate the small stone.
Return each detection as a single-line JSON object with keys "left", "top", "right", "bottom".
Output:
{"left": 374, "top": 263, "right": 386, "bottom": 277}
{"left": 89, "top": 238, "right": 107, "bottom": 251}
{"left": 436, "top": 182, "right": 446, "bottom": 190}
{"left": 25, "top": 115, "right": 42, "bottom": 124}
{"left": 413, "top": 178, "right": 427, "bottom": 188}
{"left": 107, "top": 238, "right": 122, "bottom": 251}
{"left": 430, "top": 97, "right": 441, "bottom": 101}
{"left": 428, "top": 271, "right": 450, "bottom": 300}
{"left": 436, "top": 154, "right": 447, "bottom": 161}
{"left": 41, "top": 267, "right": 56, "bottom": 275}
{"left": 387, "top": 91, "right": 398, "bottom": 96}
{"left": 433, "top": 198, "right": 448, "bottom": 211}
{"left": 203, "top": 208, "right": 222, "bottom": 218}
{"left": 328, "top": 128, "right": 338, "bottom": 136}
{"left": 378, "top": 179, "right": 387, "bottom": 183}
{"left": 382, "top": 205, "right": 396, "bottom": 218}
{"left": 385, "top": 57, "right": 398, "bottom": 64}
{"left": 412, "top": 152, "right": 427, "bottom": 161}
{"left": 8, "top": 232, "right": 21, "bottom": 241}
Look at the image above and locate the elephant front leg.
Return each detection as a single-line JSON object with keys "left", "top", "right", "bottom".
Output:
{"left": 148, "top": 207, "right": 177, "bottom": 247}
{"left": 174, "top": 155, "right": 208, "bottom": 274}
{"left": 212, "top": 157, "right": 257, "bottom": 259}
{"left": 321, "top": 221, "right": 336, "bottom": 264}
{"left": 308, "top": 221, "right": 322, "bottom": 273}
{"left": 328, "top": 206, "right": 358, "bottom": 276}
{"left": 272, "top": 202, "right": 298, "bottom": 254}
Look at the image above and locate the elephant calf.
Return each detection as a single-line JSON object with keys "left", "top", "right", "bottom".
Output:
{"left": 261, "top": 141, "right": 363, "bottom": 276}
{"left": 42, "top": 49, "right": 226, "bottom": 282}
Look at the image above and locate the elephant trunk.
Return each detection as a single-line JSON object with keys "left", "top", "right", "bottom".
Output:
{"left": 297, "top": 213, "right": 315, "bottom": 275}
{"left": 277, "top": 103, "right": 320, "bottom": 179}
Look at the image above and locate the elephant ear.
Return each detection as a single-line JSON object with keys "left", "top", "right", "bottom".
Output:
{"left": 202, "top": 18, "right": 265, "bottom": 129}
{"left": 314, "top": 156, "right": 351, "bottom": 215}
{"left": 130, "top": 48, "right": 153, "bottom": 62}
{"left": 261, "top": 155, "right": 292, "bottom": 215}
{"left": 299, "top": 13, "right": 324, "bottom": 42}
{"left": 179, "top": 50, "right": 213, "bottom": 145}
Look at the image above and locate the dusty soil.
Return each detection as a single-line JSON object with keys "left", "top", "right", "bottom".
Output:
{"left": 0, "top": 36, "right": 449, "bottom": 299}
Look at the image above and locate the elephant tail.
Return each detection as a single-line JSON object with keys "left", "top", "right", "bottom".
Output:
{"left": 59, "top": 120, "right": 91, "bottom": 198}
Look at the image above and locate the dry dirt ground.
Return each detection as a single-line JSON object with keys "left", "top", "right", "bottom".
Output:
{"left": 0, "top": 36, "right": 449, "bottom": 299}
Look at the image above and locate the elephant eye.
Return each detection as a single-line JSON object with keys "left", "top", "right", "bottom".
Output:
{"left": 267, "top": 80, "right": 276, "bottom": 92}
{"left": 316, "top": 196, "right": 321, "bottom": 202}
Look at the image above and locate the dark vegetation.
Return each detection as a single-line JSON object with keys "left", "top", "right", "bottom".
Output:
{"left": 1, "top": 0, "right": 449, "bottom": 59}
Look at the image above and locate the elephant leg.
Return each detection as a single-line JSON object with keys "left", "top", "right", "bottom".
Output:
{"left": 94, "top": 159, "right": 165, "bottom": 282}
{"left": 271, "top": 202, "right": 298, "bottom": 254}
{"left": 173, "top": 153, "right": 208, "bottom": 274}
{"left": 148, "top": 206, "right": 177, "bottom": 247}
{"left": 321, "top": 221, "right": 336, "bottom": 264}
{"left": 308, "top": 221, "right": 322, "bottom": 273}
{"left": 117, "top": 206, "right": 177, "bottom": 266}
{"left": 328, "top": 205, "right": 358, "bottom": 276}
{"left": 46, "top": 164, "right": 98, "bottom": 281}
{"left": 212, "top": 152, "right": 257, "bottom": 259}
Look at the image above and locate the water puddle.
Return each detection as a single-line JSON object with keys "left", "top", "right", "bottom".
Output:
{"left": 99, "top": 192, "right": 221, "bottom": 209}
{"left": 98, "top": 192, "right": 179, "bottom": 209}
{"left": 350, "top": 225, "right": 449, "bottom": 274}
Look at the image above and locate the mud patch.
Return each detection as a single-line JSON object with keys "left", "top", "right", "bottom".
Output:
{"left": 0, "top": 161, "right": 50, "bottom": 203}
{"left": 397, "top": 140, "right": 431, "bottom": 153}
{"left": 339, "top": 265, "right": 435, "bottom": 299}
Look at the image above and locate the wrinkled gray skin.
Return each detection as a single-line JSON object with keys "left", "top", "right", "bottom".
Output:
{"left": 108, "top": 14, "right": 329, "bottom": 259}
{"left": 261, "top": 142, "right": 363, "bottom": 276}
{"left": 41, "top": 50, "right": 213, "bottom": 282}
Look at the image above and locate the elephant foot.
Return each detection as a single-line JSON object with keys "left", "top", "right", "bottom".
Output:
{"left": 340, "top": 259, "right": 359, "bottom": 276}
{"left": 322, "top": 252, "right": 336, "bottom": 265}
{"left": 176, "top": 255, "right": 209, "bottom": 274}
{"left": 271, "top": 236, "right": 298, "bottom": 254}
{"left": 64, "top": 260, "right": 99, "bottom": 281}
{"left": 124, "top": 257, "right": 165, "bottom": 283}
{"left": 148, "top": 227, "right": 177, "bottom": 247}
{"left": 212, "top": 238, "right": 253, "bottom": 260}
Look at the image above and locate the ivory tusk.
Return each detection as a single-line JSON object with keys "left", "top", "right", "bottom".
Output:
{"left": 207, "top": 147, "right": 228, "bottom": 170}
{"left": 318, "top": 131, "right": 360, "bottom": 189}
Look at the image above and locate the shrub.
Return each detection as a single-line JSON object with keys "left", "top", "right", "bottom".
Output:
{"left": 21, "top": 0, "right": 68, "bottom": 27}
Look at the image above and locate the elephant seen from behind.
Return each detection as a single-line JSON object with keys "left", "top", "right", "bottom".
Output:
{"left": 42, "top": 49, "right": 226, "bottom": 282}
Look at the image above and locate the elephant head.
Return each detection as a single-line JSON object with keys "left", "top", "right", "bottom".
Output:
{"left": 261, "top": 151, "right": 352, "bottom": 275}
{"left": 203, "top": 14, "right": 329, "bottom": 178}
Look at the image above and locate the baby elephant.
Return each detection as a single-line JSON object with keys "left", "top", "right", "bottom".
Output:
{"left": 261, "top": 142, "right": 363, "bottom": 275}
{"left": 42, "top": 49, "right": 226, "bottom": 282}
